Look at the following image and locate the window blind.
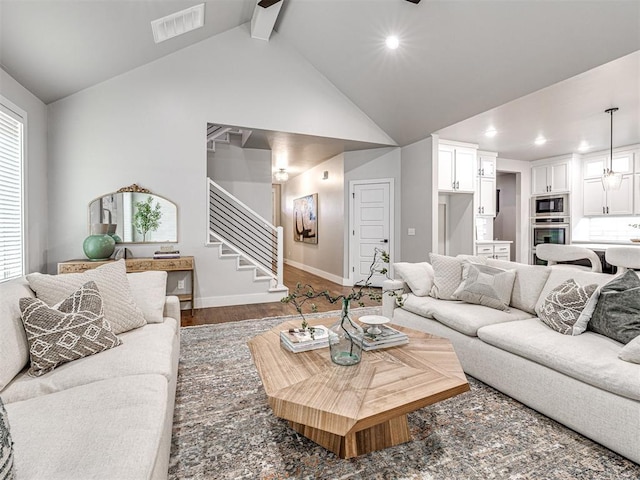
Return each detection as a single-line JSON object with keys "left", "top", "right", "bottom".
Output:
{"left": 0, "top": 104, "right": 24, "bottom": 282}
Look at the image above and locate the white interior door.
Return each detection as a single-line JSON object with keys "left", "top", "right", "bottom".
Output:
{"left": 352, "top": 181, "right": 391, "bottom": 287}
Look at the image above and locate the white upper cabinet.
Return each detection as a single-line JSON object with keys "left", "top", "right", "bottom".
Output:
{"left": 438, "top": 143, "right": 476, "bottom": 193}
{"left": 532, "top": 160, "right": 570, "bottom": 194}
{"left": 478, "top": 153, "right": 496, "bottom": 178}
{"left": 478, "top": 177, "right": 496, "bottom": 216}
{"left": 583, "top": 152, "right": 634, "bottom": 179}
{"left": 583, "top": 175, "right": 633, "bottom": 216}
{"left": 635, "top": 175, "right": 640, "bottom": 215}
{"left": 582, "top": 148, "right": 636, "bottom": 216}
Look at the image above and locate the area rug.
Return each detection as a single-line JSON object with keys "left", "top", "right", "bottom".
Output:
{"left": 168, "top": 309, "right": 640, "bottom": 479}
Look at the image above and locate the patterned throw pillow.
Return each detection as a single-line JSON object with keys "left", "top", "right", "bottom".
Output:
{"left": 429, "top": 254, "right": 464, "bottom": 300}
{"left": 536, "top": 279, "right": 599, "bottom": 335}
{"left": 19, "top": 281, "right": 122, "bottom": 377}
{"left": 26, "top": 260, "right": 146, "bottom": 334}
{"left": 589, "top": 270, "right": 640, "bottom": 344}
{"left": 452, "top": 263, "right": 516, "bottom": 311}
{"left": 0, "top": 396, "right": 14, "bottom": 480}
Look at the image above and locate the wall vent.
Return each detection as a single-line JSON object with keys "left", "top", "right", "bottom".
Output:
{"left": 151, "top": 4, "right": 205, "bottom": 44}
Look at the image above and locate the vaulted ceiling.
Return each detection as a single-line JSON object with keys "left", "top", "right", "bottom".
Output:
{"left": 1, "top": 0, "right": 639, "bottom": 163}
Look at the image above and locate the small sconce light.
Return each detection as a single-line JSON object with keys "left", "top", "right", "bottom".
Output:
{"left": 322, "top": 171, "right": 329, "bottom": 180}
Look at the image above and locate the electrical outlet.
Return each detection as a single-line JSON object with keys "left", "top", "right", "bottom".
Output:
{"left": 177, "top": 279, "right": 185, "bottom": 290}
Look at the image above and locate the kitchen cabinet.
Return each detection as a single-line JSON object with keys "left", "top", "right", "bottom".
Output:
{"left": 583, "top": 175, "right": 633, "bottom": 216}
{"left": 478, "top": 152, "right": 496, "bottom": 178}
{"left": 476, "top": 151, "right": 497, "bottom": 216}
{"left": 532, "top": 160, "right": 570, "bottom": 194}
{"left": 478, "top": 177, "right": 496, "bottom": 216}
{"left": 438, "top": 144, "right": 476, "bottom": 192}
{"left": 583, "top": 152, "right": 634, "bottom": 179}
{"left": 475, "top": 241, "right": 511, "bottom": 260}
{"left": 635, "top": 175, "right": 640, "bottom": 215}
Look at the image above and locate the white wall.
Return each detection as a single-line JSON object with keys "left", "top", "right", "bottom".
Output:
{"left": 400, "top": 137, "right": 435, "bottom": 262}
{"left": 207, "top": 142, "right": 272, "bottom": 221}
{"left": 282, "top": 154, "right": 344, "bottom": 283}
{"left": 45, "top": 23, "right": 395, "bottom": 305}
{"left": 496, "top": 157, "right": 532, "bottom": 263}
{"left": 0, "top": 70, "right": 48, "bottom": 274}
{"left": 494, "top": 173, "right": 517, "bottom": 261}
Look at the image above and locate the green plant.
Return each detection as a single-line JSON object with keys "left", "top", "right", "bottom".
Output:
{"left": 281, "top": 248, "right": 404, "bottom": 333}
{"left": 133, "top": 196, "right": 162, "bottom": 241}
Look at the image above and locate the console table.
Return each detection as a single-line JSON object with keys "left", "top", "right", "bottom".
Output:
{"left": 57, "top": 256, "right": 195, "bottom": 315}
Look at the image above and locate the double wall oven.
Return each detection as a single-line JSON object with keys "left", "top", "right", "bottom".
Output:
{"left": 531, "top": 194, "right": 570, "bottom": 265}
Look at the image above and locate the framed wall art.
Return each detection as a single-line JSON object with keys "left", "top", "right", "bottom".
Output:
{"left": 293, "top": 193, "right": 318, "bottom": 244}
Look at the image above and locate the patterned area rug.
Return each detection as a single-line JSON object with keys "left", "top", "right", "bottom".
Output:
{"left": 168, "top": 309, "right": 640, "bottom": 479}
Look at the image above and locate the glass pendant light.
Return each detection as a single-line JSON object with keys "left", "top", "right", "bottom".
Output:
{"left": 601, "top": 107, "right": 622, "bottom": 191}
{"left": 273, "top": 168, "right": 289, "bottom": 182}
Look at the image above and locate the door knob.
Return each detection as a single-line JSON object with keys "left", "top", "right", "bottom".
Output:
{"left": 380, "top": 239, "right": 389, "bottom": 243}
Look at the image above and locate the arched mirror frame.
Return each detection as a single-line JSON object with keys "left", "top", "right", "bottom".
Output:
{"left": 87, "top": 184, "right": 178, "bottom": 244}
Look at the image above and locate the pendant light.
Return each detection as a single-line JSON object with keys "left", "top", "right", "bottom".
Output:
{"left": 273, "top": 168, "right": 289, "bottom": 182}
{"left": 601, "top": 107, "right": 622, "bottom": 191}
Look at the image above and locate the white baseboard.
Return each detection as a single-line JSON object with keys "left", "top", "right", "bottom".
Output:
{"left": 284, "top": 259, "right": 349, "bottom": 286}
{"left": 193, "top": 291, "right": 287, "bottom": 309}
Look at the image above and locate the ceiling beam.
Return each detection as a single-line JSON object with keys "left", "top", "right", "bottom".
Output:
{"left": 251, "top": 0, "right": 284, "bottom": 41}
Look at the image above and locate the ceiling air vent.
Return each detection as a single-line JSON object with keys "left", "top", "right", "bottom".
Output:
{"left": 151, "top": 4, "right": 205, "bottom": 44}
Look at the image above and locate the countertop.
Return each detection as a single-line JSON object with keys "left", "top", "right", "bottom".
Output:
{"left": 571, "top": 241, "right": 640, "bottom": 250}
{"left": 475, "top": 240, "right": 513, "bottom": 244}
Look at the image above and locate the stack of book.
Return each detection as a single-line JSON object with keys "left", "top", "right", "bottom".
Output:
{"left": 280, "top": 325, "right": 329, "bottom": 353}
{"left": 153, "top": 250, "right": 180, "bottom": 259}
{"left": 359, "top": 324, "right": 409, "bottom": 351}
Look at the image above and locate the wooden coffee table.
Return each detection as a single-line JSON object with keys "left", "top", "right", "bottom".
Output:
{"left": 247, "top": 318, "right": 469, "bottom": 458}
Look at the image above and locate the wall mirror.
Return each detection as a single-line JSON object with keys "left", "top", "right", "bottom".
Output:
{"left": 88, "top": 184, "right": 178, "bottom": 243}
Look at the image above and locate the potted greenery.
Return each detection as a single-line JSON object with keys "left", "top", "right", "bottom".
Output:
{"left": 134, "top": 196, "right": 162, "bottom": 242}
{"left": 281, "top": 248, "right": 404, "bottom": 366}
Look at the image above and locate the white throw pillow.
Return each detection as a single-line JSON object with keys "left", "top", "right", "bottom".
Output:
{"left": 619, "top": 335, "right": 640, "bottom": 364}
{"left": 429, "top": 254, "right": 463, "bottom": 300}
{"left": 26, "top": 260, "right": 146, "bottom": 334}
{"left": 0, "top": 278, "right": 33, "bottom": 391}
{"left": 127, "top": 271, "right": 168, "bottom": 324}
{"left": 453, "top": 263, "right": 516, "bottom": 311}
{"left": 393, "top": 262, "right": 434, "bottom": 297}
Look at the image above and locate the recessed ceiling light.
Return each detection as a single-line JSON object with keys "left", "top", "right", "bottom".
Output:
{"left": 578, "top": 141, "right": 590, "bottom": 152}
{"left": 485, "top": 127, "right": 497, "bottom": 138}
{"left": 534, "top": 135, "right": 547, "bottom": 146}
{"left": 386, "top": 36, "right": 400, "bottom": 50}
{"left": 151, "top": 4, "right": 205, "bottom": 44}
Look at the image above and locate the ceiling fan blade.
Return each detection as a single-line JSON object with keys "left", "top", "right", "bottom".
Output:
{"left": 257, "top": 0, "right": 282, "bottom": 8}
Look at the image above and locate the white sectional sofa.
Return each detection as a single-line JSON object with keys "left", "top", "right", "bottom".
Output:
{"left": 0, "top": 264, "right": 180, "bottom": 480}
{"left": 383, "top": 256, "right": 640, "bottom": 464}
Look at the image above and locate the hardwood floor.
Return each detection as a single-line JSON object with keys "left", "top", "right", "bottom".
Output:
{"left": 180, "top": 264, "right": 381, "bottom": 327}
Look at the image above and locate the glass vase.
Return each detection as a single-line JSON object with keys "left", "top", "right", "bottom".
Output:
{"left": 328, "top": 299, "right": 364, "bottom": 366}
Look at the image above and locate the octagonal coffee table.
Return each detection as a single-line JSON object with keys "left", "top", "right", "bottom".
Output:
{"left": 248, "top": 318, "right": 469, "bottom": 458}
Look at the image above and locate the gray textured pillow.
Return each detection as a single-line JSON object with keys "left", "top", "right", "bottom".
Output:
{"left": 0, "top": 396, "right": 14, "bottom": 480}
{"left": 19, "top": 281, "right": 122, "bottom": 377}
{"left": 452, "top": 263, "right": 516, "bottom": 311}
{"left": 26, "top": 260, "right": 146, "bottom": 334}
{"left": 589, "top": 270, "right": 640, "bottom": 344}
{"left": 619, "top": 335, "right": 640, "bottom": 364}
{"left": 536, "top": 279, "right": 600, "bottom": 335}
{"left": 393, "top": 262, "right": 434, "bottom": 296}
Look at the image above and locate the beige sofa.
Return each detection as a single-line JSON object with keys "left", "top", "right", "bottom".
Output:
{"left": 383, "top": 257, "right": 640, "bottom": 464}
{"left": 0, "top": 271, "right": 180, "bottom": 480}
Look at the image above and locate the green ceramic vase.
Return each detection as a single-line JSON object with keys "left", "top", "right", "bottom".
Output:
{"left": 83, "top": 234, "right": 115, "bottom": 261}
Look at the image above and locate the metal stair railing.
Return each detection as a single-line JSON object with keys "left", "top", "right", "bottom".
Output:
{"left": 208, "top": 179, "right": 284, "bottom": 289}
